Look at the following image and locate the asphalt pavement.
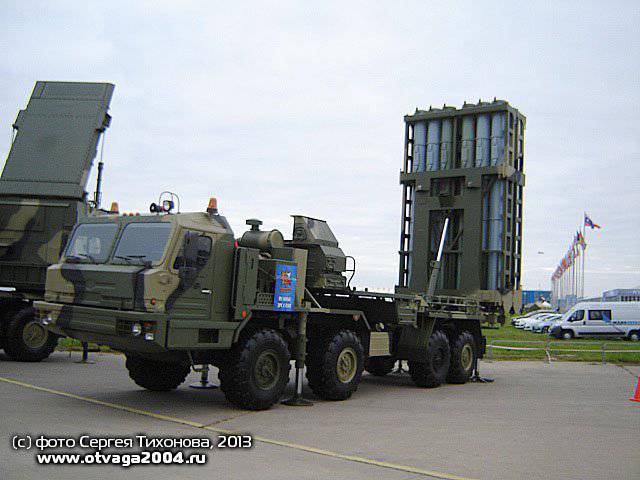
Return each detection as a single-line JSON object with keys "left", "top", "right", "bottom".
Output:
{"left": 1, "top": 352, "right": 638, "bottom": 480}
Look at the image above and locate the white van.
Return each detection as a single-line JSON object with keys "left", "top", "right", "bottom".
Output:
{"left": 550, "top": 302, "right": 640, "bottom": 340}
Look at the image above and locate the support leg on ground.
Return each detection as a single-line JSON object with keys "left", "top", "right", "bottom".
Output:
{"left": 283, "top": 311, "right": 313, "bottom": 406}
{"left": 469, "top": 356, "right": 494, "bottom": 383}
{"left": 189, "top": 364, "right": 218, "bottom": 389}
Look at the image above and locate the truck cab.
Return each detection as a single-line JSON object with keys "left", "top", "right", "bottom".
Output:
{"left": 38, "top": 205, "right": 237, "bottom": 357}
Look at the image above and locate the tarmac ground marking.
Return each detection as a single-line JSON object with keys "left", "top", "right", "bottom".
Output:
{"left": 0, "top": 375, "right": 477, "bottom": 480}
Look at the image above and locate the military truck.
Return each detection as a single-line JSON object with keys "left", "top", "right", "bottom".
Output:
{"left": 35, "top": 195, "right": 486, "bottom": 410}
{"left": 0, "top": 81, "right": 114, "bottom": 361}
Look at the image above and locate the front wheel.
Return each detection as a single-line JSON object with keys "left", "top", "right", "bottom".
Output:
{"left": 219, "top": 328, "right": 291, "bottom": 410}
{"left": 307, "top": 330, "right": 364, "bottom": 400}
{"left": 628, "top": 331, "right": 639, "bottom": 342}
{"left": 126, "top": 355, "right": 191, "bottom": 391}
{"left": 409, "top": 330, "right": 451, "bottom": 388}
{"left": 3, "top": 307, "right": 58, "bottom": 362}
{"left": 561, "top": 330, "right": 574, "bottom": 340}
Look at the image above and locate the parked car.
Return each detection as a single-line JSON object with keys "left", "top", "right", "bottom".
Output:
{"left": 550, "top": 302, "right": 640, "bottom": 340}
{"left": 511, "top": 309, "right": 555, "bottom": 326}
{"left": 515, "top": 312, "right": 552, "bottom": 328}
{"left": 523, "top": 313, "right": 558, "bottom": 331}
{"left": 532, "top": 314, "right": 563, "bottom": 333}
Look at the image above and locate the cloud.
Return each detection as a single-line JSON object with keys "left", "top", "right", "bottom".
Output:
{"left": 0, "top": 0, "right": 638, "bottom": 297}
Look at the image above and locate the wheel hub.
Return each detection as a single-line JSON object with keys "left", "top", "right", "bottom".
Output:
{"left": 460, "top": 344, "right": 473, "bottom": 371}
{"left": 337, "top": 347, "right": 357, "bottom": 383}
{"left": 254, "top": 350, "right": 280, "bottom": 390}
{"left": 22, "top": 320, "right": 48, "bottom": 349}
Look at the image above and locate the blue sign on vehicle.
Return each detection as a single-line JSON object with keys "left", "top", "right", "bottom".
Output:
{"left": 274, "top": 264, "right": 297, "bottom": 312}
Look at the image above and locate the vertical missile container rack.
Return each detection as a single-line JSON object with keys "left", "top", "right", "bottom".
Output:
{"left": 397, "top": 100, "right": 526, "bottom": 319}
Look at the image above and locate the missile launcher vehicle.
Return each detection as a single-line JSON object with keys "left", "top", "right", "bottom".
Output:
{"left": 0, "top": 81, "right": 114, "bottom": 361}
{"left": 36, "top": 196, "right": 487, "bottom": 410}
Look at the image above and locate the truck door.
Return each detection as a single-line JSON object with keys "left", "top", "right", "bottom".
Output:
{"left": 166, "top": 231, "right": 216, "bottom": 348}
{"left": 585, "top": 309, "right": 614, "bottom": 336}
{"left": 566, "top": 309, "right": 585, "bottom": 335}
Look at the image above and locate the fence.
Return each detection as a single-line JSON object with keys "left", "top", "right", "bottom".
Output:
{"left": 487, "top": 340, "right": 640, "bottom": 364}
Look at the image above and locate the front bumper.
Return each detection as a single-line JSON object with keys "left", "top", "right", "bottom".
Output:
{"left": 34, "top": 301, "right": 168, "bottom": 354}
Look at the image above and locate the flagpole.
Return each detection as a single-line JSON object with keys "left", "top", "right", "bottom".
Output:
{"left": 582, "top": 213, "right": 587, "bottom": 300}
{"left": 569, "top": 246, "right": 573, "bottom": 307}
{"left": 576, "top": 231, "right": 581, "bottom": 301}
{"left": 571, "top": 244, "right": 578, "bottom": 304}
{"left": 561, "top": 268, "right": 565, "bottom": 309}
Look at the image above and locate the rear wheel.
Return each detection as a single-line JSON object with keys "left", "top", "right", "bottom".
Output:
{"left": 447, "top": 331, "right": 475, "bottom": 384}
{"left": 307, "top": 329, "right": 364, "bottom": 400}
{"left": 125, "top": 355, "right": 190, "bottom": 391}
{"left": 365, "top": 356, "right": 396, "bottom": 377}
{"left": 409, "top": 330, "right": 450, "bottom": 388}
{"left": 3, "top": 307, "right": 58, "bottom": 362}
{"left": 219, "top": 328, "right": 291, "bottom": 410}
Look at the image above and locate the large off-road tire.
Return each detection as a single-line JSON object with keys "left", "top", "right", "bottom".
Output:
{"left": 365, "top": 356, "right": 396, "bottom": 377}
{"left": 447, "top": 331, "right": 476, "bottom": 384}
{"left": 219, "top": 328, "right": 291, "bottom": 410}
{"left": 125, "top": 355, "right": 191, "bottom": 391}
{"left": 3, "top": 307, "right": 58, "bottom": 362}
{"left": 409, "top": 330, "right": 450, "bottom": 388}
{"left": 306, "top": 329, "right": 364, "bottom": 401}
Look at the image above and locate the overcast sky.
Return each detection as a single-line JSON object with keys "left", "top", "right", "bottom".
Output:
{"left": 1, "top": 1, "right": 638, "bottom": 297}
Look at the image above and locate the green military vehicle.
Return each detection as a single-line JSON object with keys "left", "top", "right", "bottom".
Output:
{"left": 0, "top": 81, "right": 114, "bottom": 361}
{"left": 36, "top": 193, "right": 486, "bottom": 410}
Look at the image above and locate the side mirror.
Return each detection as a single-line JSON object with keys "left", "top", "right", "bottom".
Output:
{"left": 176, "top": 232, "right": 200, "bottom": 288}
{"left": 179, "top": 265, "right": 198, "bottom": 288}
{"left": 183, "top": 232, "right": 200, "bottom": 265}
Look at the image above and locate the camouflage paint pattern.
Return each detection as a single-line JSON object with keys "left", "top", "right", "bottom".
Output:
{"left": 36, "top": 211, "right": 236, "bottom": 352}
{"left": 0, "top": 81, "right": 113, "bottom": 296}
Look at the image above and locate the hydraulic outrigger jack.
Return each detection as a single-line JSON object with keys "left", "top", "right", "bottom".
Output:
{"left": 469, "top": 355, "right": 494, "bottom": 383}
{"left": 283, "top": 311, "right": 313, "bottom": 406}
{"left": 189, "top": 364, "right": 218, "bottom": 389}
{"left": 74, "top": 342, "right": 95, "bottom": 364}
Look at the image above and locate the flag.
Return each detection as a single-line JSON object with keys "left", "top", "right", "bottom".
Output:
{"left": 578, "top": 231, "right": 587, "bottom": 250}
{"left": 584, "top": 213, "right": 601, "bottom": 229}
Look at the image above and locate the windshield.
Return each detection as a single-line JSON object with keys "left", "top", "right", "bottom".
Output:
{"left": 113, "top": 223, "right": 173, "bottom": 264}
{"left": 65, "top": 223, "right": 119, "bottom": 263}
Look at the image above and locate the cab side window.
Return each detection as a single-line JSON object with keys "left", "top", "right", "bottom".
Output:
{"left": 569, "top": 310, "right": 584, "bottom": 322}
{"left": 173, "top": 234, "right": 212, "bottom": 269}
{"left": 588, "top": 310, "right": 612, "bottom": 321}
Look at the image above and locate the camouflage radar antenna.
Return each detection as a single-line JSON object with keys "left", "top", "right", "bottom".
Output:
{"left": 0, "top": 81, "right": 114, "bottom": 199}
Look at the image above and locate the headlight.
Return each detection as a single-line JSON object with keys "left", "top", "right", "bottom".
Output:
{"left": 131, "top": 323, "right": 143, "bottom": 336}
{"left": 41, "top": 314, "right": 53, "bottom": 326}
